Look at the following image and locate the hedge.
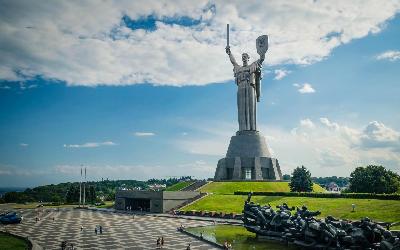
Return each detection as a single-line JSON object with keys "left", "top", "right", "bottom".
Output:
{"left": 233, "top": 191, "right": 400, "bottom": 200}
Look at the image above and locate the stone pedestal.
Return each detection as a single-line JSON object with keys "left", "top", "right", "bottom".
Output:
{"left": 214, "top": 130, "right": 282, "bottom": 180}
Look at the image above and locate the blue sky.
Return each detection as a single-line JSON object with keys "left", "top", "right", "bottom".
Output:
{"left": 0, "top": 1, "right": 400, "bottom": 187}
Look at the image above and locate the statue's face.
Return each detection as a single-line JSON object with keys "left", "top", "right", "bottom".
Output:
{"left": 242, "top": 53, "right": 249, "bottom": 65}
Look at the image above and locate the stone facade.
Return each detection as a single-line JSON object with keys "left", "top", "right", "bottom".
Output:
{"left": 214, "top": 130, "right": 282, "bottom": 181}
{"left": 115, "top": 190, "right": 200, "bottom": 213}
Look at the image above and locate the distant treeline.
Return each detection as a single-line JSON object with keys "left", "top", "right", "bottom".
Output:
{"left": 311, "top": 176, "right": 350, "bottom": 187}
{"left": 0, "top": 176, "right": 192, "bottom": 204}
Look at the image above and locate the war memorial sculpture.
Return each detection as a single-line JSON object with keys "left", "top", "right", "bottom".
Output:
{"left": 242, "top": 193, "right": 400, "bottom": 249}
{"left": 214, "top": 24, "right": 282, "bottom": 180}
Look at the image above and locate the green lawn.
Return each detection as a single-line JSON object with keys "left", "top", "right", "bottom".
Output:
{"left": 199, "top": 181, "right": 325, "bottom": 194}
{"left": 11, "top": 202, "right": 77, "bottom": 209}
{"left": 96, "top": 201, "right": 114, "bottom": 209}
{"left": 182, "top": 194, "right": 400, "bottom": 227}
{"left": 0, "top": 232, "right": 29, "bottom": 250}
{"left": 165, "top": 181, "right": 194, "bottom": 191}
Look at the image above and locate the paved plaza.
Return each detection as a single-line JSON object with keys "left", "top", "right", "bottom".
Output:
{"left": 1, "top": 208, "right": 218, "bottom": 249}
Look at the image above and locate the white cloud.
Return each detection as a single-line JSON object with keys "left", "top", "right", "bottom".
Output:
{"left": 175, "top": 118, "right": 400, "bottom": 176}
{"left": 376, "top": 50, "right": 400, "bottom": 61}
{"left": 320, "top": 117, "right": 340, "bottom": 130}
{"left": 0, "top": 164, "right": 46, "bottom": 177}
{"left": 293, "top": 83, "right": 315, "bottom": 94}
{"left": 19, "top": 143, "right": 29, "bottom": 147}
{"left": 54, "top": 161, "right": 214, "bottom": 180}
{"left": 0, "top": 1, "right": 399, "bottom": 86}
{"left": 63, "top": 141, "right": 117, "bottom": 148}
{"left": 274, "top": 69, "right": 290, "bottom": 80}
{"left": 0, "top": 169, "right": 12, "bottom": 175}
{"left": 0, "top": 85, "right": 11, "bottom": 89}
{"left": 360, "top": 121, "right": 400, "bottom": 149}
{"left": 300, "top": 118, "right": 315, "bottom": 129}
{"left": 279, "top": 118, "right": 400, "bottom": 174}
{"left": 134, "top": 132, "right": 156, "bottom": 137}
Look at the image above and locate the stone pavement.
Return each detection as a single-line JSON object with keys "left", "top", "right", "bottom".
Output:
{"left": 1, "top": 208, "right": 218, "bottom": 249}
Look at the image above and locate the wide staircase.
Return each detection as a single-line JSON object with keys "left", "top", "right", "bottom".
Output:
{"left": 170, "top": 192, "right": 208, "bottom": 212}
{"left": 180, "top": 180, "right": 208, "bottom": 191}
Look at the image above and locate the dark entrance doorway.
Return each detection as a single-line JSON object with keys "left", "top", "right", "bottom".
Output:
{"left": 125, "top": 198, "right": 150, "bottom": 212}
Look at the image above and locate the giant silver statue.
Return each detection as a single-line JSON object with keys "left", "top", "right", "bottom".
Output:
{"left": 214, "top": 25, "right": 281, "bottom": 181}
{"left": 225, "top": 24, "right": 268, "bottom": 131}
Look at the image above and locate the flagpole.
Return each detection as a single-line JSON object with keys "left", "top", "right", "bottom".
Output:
{"left": 83, "top": 167, "right": 86, "bottom": 207}
{"left": 79, "top": 166, "right": 82, "bottom": 207}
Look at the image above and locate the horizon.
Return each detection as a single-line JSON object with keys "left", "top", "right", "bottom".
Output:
{"left": 1, "top": 1, "right": 400, "bottom": 187}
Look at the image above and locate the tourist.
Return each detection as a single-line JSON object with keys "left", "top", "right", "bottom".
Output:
{"left": 161, "top": 237, "right": 164, "bottom": 248}
{"left": 227, "top": 242, "right": 232, "bottom": 249}
{"left": 223, "top": 240, "right": 228, "bottom": 249}
{"left": 200, "top": 232, "right": 203, "bottom": 239}
{"left": 186, "top": 243, "right": 191, "bottom": 250}
{"left": 156, "top": 237, "right": 161, "bottom": 248}
{"left": 95, "top": 227, "right": 97, "bottom": 235}
{"left": 61, "top": 241, "right": 66, "bottom": 250}
{"left": 99, "top": 225, "right": 103, "bottom": 234}
{"left": 81, "top": 225, "right": 83, "bottom": 231}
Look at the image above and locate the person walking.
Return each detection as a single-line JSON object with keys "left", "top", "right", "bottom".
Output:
{"left": 161, "top": 237, "right": 164, "bottom": 248}
{"left": 223, "top": 240, "right": 228, "bottom": 249}
{"left": 156, "top": 237, "right": 161, "bottom": 249}
{"left": 95, "top": 227, "right": 97, "bottom": 235}
{"left": 99, "top": 225, "right": 103, "bottom": 234}
{"left": 186, "top": 243, "right": 191, "bottom": 250}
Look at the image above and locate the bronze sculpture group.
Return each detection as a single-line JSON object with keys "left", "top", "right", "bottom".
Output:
{"left": 242, "top": 193, "right": 399, "bottom": 249}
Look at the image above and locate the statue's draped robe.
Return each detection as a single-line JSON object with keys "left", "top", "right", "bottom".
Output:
{"left": 233, "top": 60, "right": 262, "bottom": 131}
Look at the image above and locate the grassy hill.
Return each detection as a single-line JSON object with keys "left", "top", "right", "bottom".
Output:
{"left": 182, "top": 194, "right": 400, "bottom": 228}
{"left": 165, "top": 181, "right": 194, "bottom": 191}
{"left": 199, "top": 181, "right": 326, "bottom": 194}
{"left": 181, "top": 181, "right": 400, "bottom": 229}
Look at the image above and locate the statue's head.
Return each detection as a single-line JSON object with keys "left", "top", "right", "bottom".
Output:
{"left": 242, "top": 53, "right": 250, "bottom": 65}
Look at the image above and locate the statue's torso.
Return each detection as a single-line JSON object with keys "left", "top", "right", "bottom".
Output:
{"left": 234, "top": 65, "right": 254, "bottom": 88}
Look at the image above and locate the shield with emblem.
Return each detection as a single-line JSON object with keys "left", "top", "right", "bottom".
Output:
{"left": 256, "top": 35, "right": 268, "bottom": 56}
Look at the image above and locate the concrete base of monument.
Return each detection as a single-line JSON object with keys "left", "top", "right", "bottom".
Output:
{"left": 214, "top": 130, "right": 282, "bottom": 181}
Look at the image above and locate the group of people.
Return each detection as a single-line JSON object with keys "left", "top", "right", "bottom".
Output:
{"left": 60, "top": 240, "right": 74, "bottom": 250}
{"left": 94, "top": 225, "right": 103, "bottom": 235}
{"left": 156, "top": 236, "right": 164, "bottom": 248}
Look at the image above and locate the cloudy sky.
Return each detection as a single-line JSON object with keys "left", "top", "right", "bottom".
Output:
{"left": 1, "top": 0, "right": 400, "bottom": 187}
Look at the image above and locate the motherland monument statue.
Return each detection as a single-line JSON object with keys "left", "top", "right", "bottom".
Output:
{"left": 214, "top": 24, "right": 282, "bottom": 180}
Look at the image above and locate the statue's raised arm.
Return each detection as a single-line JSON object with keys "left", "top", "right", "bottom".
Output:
{"left": 226, "top": 46, "right": 239, "bottom": 67}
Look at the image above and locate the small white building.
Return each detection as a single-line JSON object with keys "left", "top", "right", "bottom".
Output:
{"left": 327, "top": 182, "right": 340, "bottom": 192}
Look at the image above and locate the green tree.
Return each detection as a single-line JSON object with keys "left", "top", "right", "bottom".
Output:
{"left": 88, "top": 186, "right": 96, "bottom": 204}
{"left": 289, "top": 166, "right": 313, "bottom": 192}
{"left": 349, "top": 165, "right": 400, "bottom": 194}
{"left": 65, "top": 184, "right": 80, "bottom": 203}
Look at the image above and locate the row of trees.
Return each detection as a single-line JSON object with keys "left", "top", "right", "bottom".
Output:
{"left": 289, "top": 165, "right": 400, "bottom": 194}
{"left": 0, "top": 177, "right": 190, "bottom": 204}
